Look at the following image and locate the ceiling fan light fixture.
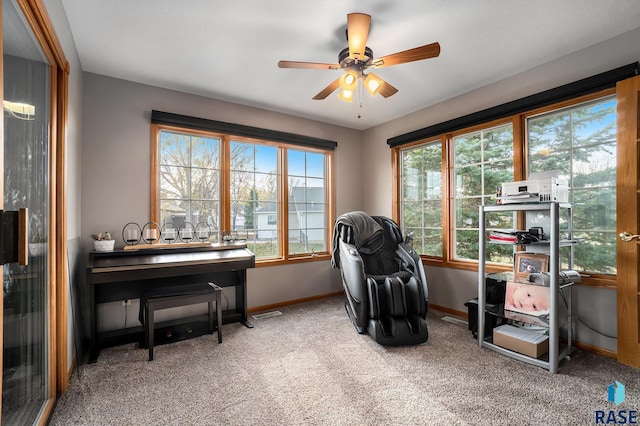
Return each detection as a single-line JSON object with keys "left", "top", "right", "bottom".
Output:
{"left": 338, "top": 89, "right": 354, "bottom": 102}
{"left": 278, "top": 13, "right": 440, "bottom": 102}
{"left": 339, "top": 71, "right": 358, "bottom": 91}
{"left": 363, "top": 73, "right": 383, "bottom": 96}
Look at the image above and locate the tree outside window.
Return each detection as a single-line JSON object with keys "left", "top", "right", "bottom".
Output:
{"left": 527, "top": 96, "right": 617, "bottom": 274}
{"left": 159, "top": 131, "right": 220, "bottom": 238}
{"left": 400, "top": 141, "right": 443, "bottom": 257}
{"left": 155, "top": 126, "right": 333, "bottom": 262}
{"left": 452, "top": 124, "right": 514, "bottom": 263}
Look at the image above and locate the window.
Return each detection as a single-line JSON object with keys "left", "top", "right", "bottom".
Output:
{"left": 288, "top": 150, "right": 328, "bottom": 255}
{"left": 392, "top": 89, "right": 617, "bottom": 285}
{"left": 153, "top": 124, "right": 334, "bottom": 263}
{"left": 527, "top": 96, "right": 617, "bottom": 275}
{"left": 158, "top": 130, "right": 221, "bottom": 236}
{"left": 230, "top": 141, "right": 279, "bottom": 258}
{"left": 452, "top": 123, "right": 514, "bottom": 263}
{"left": 400, "top": 141, "right": 443, "bottom": 257}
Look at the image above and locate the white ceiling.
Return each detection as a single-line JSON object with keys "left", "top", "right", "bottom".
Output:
{"left": 60, "top": 0, "right": 640, "bottom": 131}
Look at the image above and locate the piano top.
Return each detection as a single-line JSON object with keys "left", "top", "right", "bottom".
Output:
{"left": 88, "top": 243, "right": 255, "bottom": 275}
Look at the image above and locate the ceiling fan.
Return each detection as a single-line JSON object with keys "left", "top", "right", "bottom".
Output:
{"left": 278, "top": 13, "right": 440, "bottom": 102}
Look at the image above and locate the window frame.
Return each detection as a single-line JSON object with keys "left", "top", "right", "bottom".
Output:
{"left": 392, "top": 89, "right": 616, "bottom": 288}
{"left": 450, "top": 120, "right": 516, "bottom": 263}
{"left": 151, "top": 123, "right": 335, "bottom": 266}
{"left": 397, "top": 137, "right": 446, "bottom": 260}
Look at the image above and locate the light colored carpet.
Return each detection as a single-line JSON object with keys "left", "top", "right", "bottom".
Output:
{"left": 51, "top": 296, "right": 640, "bottom": 425}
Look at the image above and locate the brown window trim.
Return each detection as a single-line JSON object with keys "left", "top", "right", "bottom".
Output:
{"left": 150, "top": 123, "right": 335, "bottom": 265}
{"left": 392, "top": 89, "right": 618, "bottom": 289}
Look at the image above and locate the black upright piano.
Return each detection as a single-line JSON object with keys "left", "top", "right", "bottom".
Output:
{"left": 85, "top": 244, "right": 255, "bottom": 362}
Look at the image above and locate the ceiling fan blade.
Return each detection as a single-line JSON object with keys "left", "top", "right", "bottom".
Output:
{"left": 347, "top": 13, "right": 371, "bottom": 61}
{"left": 372, "top": 42, "right": 441, "bottom": 68}
{"left": 278, "top": 61, "right": 340, "bottom": 70}
{"left": 378, "top": 80, "right": 398, "bottom": 98}
{"left": 312, "top": 78, "right": 341, "bottom": 100}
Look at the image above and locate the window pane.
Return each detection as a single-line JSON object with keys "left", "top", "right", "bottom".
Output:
{"left": 528, "top": 110, "right": 571, "bottom": 153}
{"left": 528, "top": 96, "right": 616, "bottom": 275}
{"left": 160, "top": 132, "right": 190, "bottom": 166}
{"left": 156, "top": 128, "right": 334, "bottom": 262}
{"left": 453, "top": 123, "right": 513, "bottom": 261}
{"left": 159, "top": 131, "right": 220, "bottom": 231}
{"left": 485, "top": 160, "right": 514, "bottom": 193}
{"left": 455, "top": 197, "right": 481, "bottom": 228}
{"left": 484, "top": 126, "right": 514, "bottom": 162}
{"left": 191, "top": 167, "right": 219, "bottom": 200}
{"left": 454, "top": 132, "right": 481, "bottom": 164}
{"left": 305, "top": 152, "right": 325, "bottom": 178}
{"left": 528, "top": 150, "right": 571, "bottom": 179}
{"left": 230, "top": 141, "right": 280, "bottom": 260}
{"left": 572, "top": 146, "right": 616, "bottom": 189}
{"left": 287, "top": 149, "right": 327, "bottom": 255}
{"left": 190, "top": 200, "right": 220, "bottom": 241}
{"left": 455, "top": 165, "right": 482, "bottom": 197}
{"left": 400, "top": 142, "right": 442, "bottom": 257}
{"left": 287, "top": 149, "right": 305, "bottom": 176}
{"left": 422, "top": 229, "right": 443, "bottom": 256}
{"left": 455, "top": 229, "right": 479, "bottom": 261}
{"left": 249, "top": 201, "right": 278, "bottom": 257}
{"left": 403, "top": 201, "right": 424, "bottom": 229}
{"left": 160, "top": 165, "right": 189, "bottom": 199}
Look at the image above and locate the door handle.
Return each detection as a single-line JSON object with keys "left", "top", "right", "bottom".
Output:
{"left": 0, "top": 208, "right": 29, "bottom": 266}
{"left": 619, "top": 231, "right": 640, "bottom": 242}
{"left": 18, "top": 208, "right": 28, "bottom": 266}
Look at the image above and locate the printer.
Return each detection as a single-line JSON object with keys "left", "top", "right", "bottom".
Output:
{"left": 501, "top": 171, "right": 568, "bottom": 204}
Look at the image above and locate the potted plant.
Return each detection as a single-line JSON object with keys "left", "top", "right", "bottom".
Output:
{"left": 92, "top": 232, "right": 115, "bottom": 252}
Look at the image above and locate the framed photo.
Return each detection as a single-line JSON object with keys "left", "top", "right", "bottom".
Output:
{"left": 514, "top": 252, "right": 549, "bottom": 279}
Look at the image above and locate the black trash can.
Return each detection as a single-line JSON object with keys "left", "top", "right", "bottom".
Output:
{"left": 465, "top": 298, "right": 503, "bottom": 339}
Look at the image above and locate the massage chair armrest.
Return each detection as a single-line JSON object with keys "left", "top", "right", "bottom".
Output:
{"left": 338, "top": 239, "right": 366, "bottom": 303}
{"left": 397, "top": 242, "right": 429, "bottom": 303}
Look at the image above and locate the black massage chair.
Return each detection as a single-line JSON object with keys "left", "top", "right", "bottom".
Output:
{"left": 331, "top": 211, "right": 429, "bottom": 345}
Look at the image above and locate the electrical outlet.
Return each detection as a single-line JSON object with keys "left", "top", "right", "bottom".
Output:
{"left": 122, "top": 300, "right": 131, "bottom": 306}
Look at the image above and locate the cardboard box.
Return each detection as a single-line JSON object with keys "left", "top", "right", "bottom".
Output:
{"left": 493, "top": 324, "right": 549, "bottom": 358}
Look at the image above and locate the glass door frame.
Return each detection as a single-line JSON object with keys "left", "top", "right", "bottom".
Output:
{"left": 1, "top": 0, "right": 69, "bottom": 422}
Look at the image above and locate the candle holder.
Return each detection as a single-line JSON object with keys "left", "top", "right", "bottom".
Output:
{"left": 195, "top": 222, "right": 211, "bottom": 242}
{"left": 178, "top": 222, "right": 195, "bottom": 243}
{"left": 222, "top": 230, "right": 239, "bottom": 244}
{"left": 141, "top": 221, "right": 160, "bottom": 244}
{"left": 122, "top": 222, "right": 142, "bottom": 246}
{"left": 160, "top": 223, "right": 178, "bottom": 243}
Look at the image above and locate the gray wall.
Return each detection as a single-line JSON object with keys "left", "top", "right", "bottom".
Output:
{"left": 49, "top": 2, "right": 640, "bottom": 354}
{"left": 80, "top": 73, "right": 362, "bottom": 331}
{"left": 361, "top": 26, "right": 640, "bottom": 353}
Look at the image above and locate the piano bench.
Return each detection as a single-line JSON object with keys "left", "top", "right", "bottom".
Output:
{"left": 140, "top": 282, "right": 222, "bottom": 361}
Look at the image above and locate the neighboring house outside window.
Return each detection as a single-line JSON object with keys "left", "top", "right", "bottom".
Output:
{"left": 152, "top": 122, "right": 334, "bottom": 264}
{"left": 230, "top": 140, "right": 279, "bottom": 258}
{"left": 287, "top": 150, "right": 327, "bottom": 255}
{"left": 157, "top": 130, "right": 221, "bottom": 237}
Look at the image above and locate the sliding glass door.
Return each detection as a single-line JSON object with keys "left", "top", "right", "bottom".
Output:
{"left": 2, "top": 0, "right": 53, "bottom": 422}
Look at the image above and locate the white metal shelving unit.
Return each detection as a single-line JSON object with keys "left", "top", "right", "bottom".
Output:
{"left": 477, "top": 202, "right": 573, "bottom": 373}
